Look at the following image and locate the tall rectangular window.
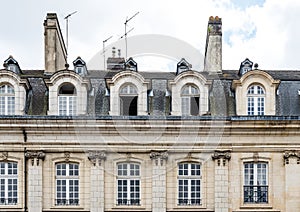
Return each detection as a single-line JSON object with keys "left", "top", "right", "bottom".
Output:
{"left": 58, "top": 96, "right": 77, "bottom": 116}
{"left": 0, "top": 162, "right": 18, "bottom": 205}
{"left": 178, "top": 163, "right": 201, "bottom": 205}
{"left": 117, "top": 163, "right": 140, "bottom": 205}
{"left": 0, "top": 84, "right": 15, "bottom": 115}
{"left": 56, "top": 163, "right": 79, "bottom": 206}
{"left": 244, "top": 162, "right": 268, "bottom": 203}
{"left": 247, "top": 85, "right": 265, "bottom": 115}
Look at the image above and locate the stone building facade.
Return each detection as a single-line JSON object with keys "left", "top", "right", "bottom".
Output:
{"left": 0, "top": 13, "right": 299, "bottom": 212}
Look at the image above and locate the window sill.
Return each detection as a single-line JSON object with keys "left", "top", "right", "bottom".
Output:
{"left": 240, "top": 204, "right": 273, "bottom": 209}
{"left": 111, "top": 206, "right": 146, "bottom": 211}
{"left": 169, "top": 207, "right": 213, "bottom": 212}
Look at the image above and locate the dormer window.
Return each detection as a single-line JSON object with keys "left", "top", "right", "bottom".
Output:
{"left": 58, "top": 83, "right": 77, "bottom": 116}
{"left": 72, "top": 57, "right": 87, "bottom": 76}
{"left": 119, "top": 84, "right": 138, "bottom": 116}
{"left": 239, "top": 58, "right": 253, "bottom": 76}
{"left": 3, "top": 56, "right": 21, "bottom": 74}
{"left": 75, "top": 67, "right": 83, "bottom": 75}
{"left": 247, "top": 85, "right": 265, "bottom": 115}
{"left": 7, "top": 65, "right": 16, "bottom": 73}
{"left": 176, "top": 58, "right": 192, "bottom": 75}
{"left": 125, "top": 58, "right": 138, "bottom": 72}
{"left": 181, "top": 84, "right": 200, "bottom": 116}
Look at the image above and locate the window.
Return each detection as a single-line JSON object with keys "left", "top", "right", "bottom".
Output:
{"left": 181, "top": 85, "right": 200, "bottom": 116}
{"left": 55, "top": 163, "right": 79, "bottom": 206}
{"left": 0, "top": 162, "right": 18, "bottom": 205}
{"left": 244, "top": 162, "right": 268, "bottom": 204}
{"left": 178, "top": 163, "right": 201, "bottom": 205}
{"left": 0, "top": 84, "right": 15, "bottom": 115}
{"left": 117, "top": 163, "right": 140, "bottom": 205}
{"left": 58, "top": 84, "right": 77, "bottom": 116}
{"left": 119, "top": 84, "right": 138, "bottom": 116}
{"left": 247, "top": 85, "right": 265, "bottom": 115}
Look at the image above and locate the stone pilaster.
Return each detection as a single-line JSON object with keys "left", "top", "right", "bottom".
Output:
{"left": 212, "top": 150, "right": 231, "bottom": 212}
{"left": 25, "top": 151, "right": 45, "bottom": 212}
{"left": 88, "top": 151, "right": 106, "bottom": 212}
{"left": 283, "top": 150, "right": 300, "bottom": 211}
{"left": 150, "top": 151, "right": 168, "bottom": 212}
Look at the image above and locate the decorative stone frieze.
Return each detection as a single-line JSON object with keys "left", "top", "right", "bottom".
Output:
{"left": 64, "top": 152, "right": 70, "bottom": 162}
{"left": 88, "top": 151, "right": 107, "bottom": 166}
{"left": 283, "top": 150, "right": 300, "bottom": 165}
{"left": 25, "top": 151, "right": 45, "bottom": 166}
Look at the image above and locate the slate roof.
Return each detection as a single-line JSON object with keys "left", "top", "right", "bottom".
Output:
{"left": 1, "top": 68, "right": 300, "bottom": 116}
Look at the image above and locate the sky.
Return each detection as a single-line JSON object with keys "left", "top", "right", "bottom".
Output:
{"left": 1, "top": 0, "right": 300, "bottom": 71}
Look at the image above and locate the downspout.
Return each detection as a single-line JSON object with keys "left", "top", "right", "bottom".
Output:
{"left": 23, "top": 129, "right": 27, "bottom": 212}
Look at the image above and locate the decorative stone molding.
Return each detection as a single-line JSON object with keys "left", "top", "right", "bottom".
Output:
{"left": 212, "top": 150, "right": 231, "bottom": 166}
{"left": 283, "top": 150, "right": 300, "bottom": 165}
{"left": 150, "top": 151, "right": 168, "bottom": 166}
{"left": 64, "top": 152, "right": 70, "bottom": 162}
{"left": 25, "top": 151, "right": 45, "bottom": 166}
{"left": 88, "top": 151, "right": 107, "bottom": 166}
{"left": 0, "top": 152, "right": 8, "bottom": 161}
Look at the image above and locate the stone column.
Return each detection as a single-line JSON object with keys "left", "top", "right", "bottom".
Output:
{"left": 212, "top": 150, "right": 231, "bottom": 212}
{"left": 284, "top": 150, "right": 300, "bottom": 211}
{"left": 150, "top": 151, "right": 168, "bottom": 212}
{"left": 25, "top": 151, "right": 45, "bottom": 212}
{"left": 88, "top": 151, "right": 107, "bottom": 212}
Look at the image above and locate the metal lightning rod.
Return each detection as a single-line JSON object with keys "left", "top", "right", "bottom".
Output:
{"left": 64, "top": 11, "right": 77, "bottom": 56}
{"left": 103, "top": 35, "right": 113, "bottom": 71}
{"left": 124, "top": 12, "right": 139, "bottom": 60}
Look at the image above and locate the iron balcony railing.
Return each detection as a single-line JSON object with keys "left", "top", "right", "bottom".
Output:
{"left": 244, "top": 185, "right": 268, "bottom": 203}
{"left": 0, "top": 198, "right": 17, "bottom": 205}
{"left": 178, "top": 198, "right": 201, "bottom": 205}
{"left": 55, "top": 199, "right": 79, "bottom": 206}
{"left": 116, "top": 199, "right": 140, "bottom": 206}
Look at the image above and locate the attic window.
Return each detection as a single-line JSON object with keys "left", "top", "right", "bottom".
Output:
{"left": 239, "top": 58, "right": 253, "bottom": 76}
{"left": 75, "top": 67, "right": 83, "bottom": 75}
{"left": 7, "top": 65, "right": 17, "bottom": 73}
{"left": 176, "top": 58, "right": 192, "bottom": 75}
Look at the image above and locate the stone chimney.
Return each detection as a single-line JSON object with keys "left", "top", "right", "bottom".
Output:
{"left": 44, "top": 13, "right": 67, "bottom": 73}
{"left": 204, "top": 16, "right": 222, "bottom": 73}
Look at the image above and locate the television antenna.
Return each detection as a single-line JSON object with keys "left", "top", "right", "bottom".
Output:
{"left": 102, "top": 35, "right": 113, "bottom": 70}
{"left": 124, "top": 12, "right": 139, "bottom": 60}
{"left": 64, "top": 11, "right": 77, "bottom": 56}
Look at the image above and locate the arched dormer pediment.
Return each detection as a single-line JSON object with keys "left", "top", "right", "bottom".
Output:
{"left": 172, "top": 70, "right": 212, "bottom": 86}
{"left": 232, "top": 70, "right": 280, "bottom": 90}
{"left": 170, "top": 71, "right": 212, "bottom": 116}
{"left": 45, "top": 71, "right": 90, "bottom": 116}
{"left": 232, "top": 70, "right": 280, "bottom": 116}
{"left": 107, "top": 71, "right": 150, "bottom": 116}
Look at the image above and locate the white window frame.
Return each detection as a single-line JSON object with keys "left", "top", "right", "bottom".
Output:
{"left": 178, "top": 163, "right": 201, "bottom": 206}
{"left": 119, "top": 84, "right": 138, "bottom": 116}
{"left": 181, "top": 85, "right": 200, "bottom": 116}
{"left": 55, "top": 163, "right": 79, "bottom": 206}
{"left": 0, "top": 162, "right": 18, "bottom": 205}
{"left": 247, "top": 85, "right": 265, "bottom": 115}
{"left": 117, "top": 162, "right": 140, "bottom": 206}
{"left": 244, "top": 162, "right": 268, "bottom": 204}
{"left": 0, "top": 84, "right": 15, "bottom": 115}
{"left": 58, "top": 84, "right": 77, "bottom": 116}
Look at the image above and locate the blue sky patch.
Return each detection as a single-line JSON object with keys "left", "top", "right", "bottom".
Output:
{"left": 231, "top": 0, "right": 265, "bottom": 10}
